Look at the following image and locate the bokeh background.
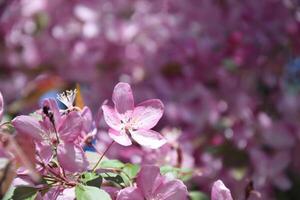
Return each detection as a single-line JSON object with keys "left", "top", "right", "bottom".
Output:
{"left": 1, "top": 0, "right": 300, "bottom": 199}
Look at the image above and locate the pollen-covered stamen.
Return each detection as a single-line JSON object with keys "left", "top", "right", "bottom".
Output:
{"left": 121, "top": 118, "right": 134, "bottom": 133}
{"left": 57, "top": 89, "right": 77, "bottom": 108}
{"left": 120, "top": 119, "right": 137, "bottom": 142}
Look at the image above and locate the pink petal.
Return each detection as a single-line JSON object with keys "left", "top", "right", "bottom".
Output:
{"left": 58, "top": 112, "right": 83, "bottom": 142}
{"left": 57, "top": 142, "right": 88, "bottom": 172}
{"left": 131, "top": 99, "right": 164, "bottom": 130}
{"left": 81, "top": 106, "right": 93, "bottom": 132}
{"left": 37, "top": 187, "right": 61, "bottom": 200}
{"left": 102, "top": 105, "right": 122, "bottom": 130}
{"left": 12, "top": 115, "right": 44, "bottom": 141}
{"left": 36, "top": 142, "right": 53, "bottom": 164}
{"left": 0, "top": 91, "right": 4, "bottom": 121}
{"left": 117, "top": 187, "right": 144, "bottom": 200}
{"left": 155, "top": 179, "right": 188, "bottom": 200}
{"left": 131, "top": 129, "right": 166, "bottom": 149}
{"left": 108, "top": 128, "right": 132, "bottom": 146}
{"left": 211, "top": 180, "right": 233, "bottom": 200}
{"left": 102, "top": 186, "right": 120, "bottom": 200}
{"left": 57, "top": 187, "right": 75, "bottom": 200}
{"left": 112, "top": 82, "right": 134, "bottom": 116}
{"left": 136, "top": 165, "right": 162, "bottom": 198}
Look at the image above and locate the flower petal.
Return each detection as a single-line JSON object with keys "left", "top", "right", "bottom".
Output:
{"left": 102, "top": 186, "right": 120, "bottom": 200}
{"left": 108, "top": 128, "right": 132, "bottom": 146}
{"left": 131, "top": 129, "right": 166, "bottom": 149}
{"left": 136, "top": 165, "right": 162, "bottom": 198}
{"left": 155, "top": 179, "right": 188, "bottom": 200}
{"left": 36, "top": 142, "right": 52, "bottom": 164}
{"left": 57, "top": 142, "right": 88, "bottom": 173}
{"left": 112, "top": 82, "right": 134, "bottom": 116}
{"left": 116, "top": 187, "right": 144, "bottom": 200}
{"left": 12, "top": 115, "right": 43, "bottom": 141}
{"left": 58, "top": 112, "right": 83, "bottom": 142}
{"left": 131, "top": 99, "right": 164, "bottom": 130}
{"left": 0, "top": 91, "right": 4, "bottom": 121}
{"left": 102, "top": 105, "right": 122, "bottom": 130}
{"left": 57, "top": 187, "right": 76, "bottom": 200}
{"left": 38, "top": 186, "right": 61, "bottom": 200}
{"left": 211, "top": 180, "right": 233, "bottom": 200}
{"left": 81, "top": 106, "right": 93, "bottom": 132}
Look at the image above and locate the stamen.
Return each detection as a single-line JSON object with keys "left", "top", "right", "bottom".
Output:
{"left": 57, "top": 89, "right": 77, "bottom": 108}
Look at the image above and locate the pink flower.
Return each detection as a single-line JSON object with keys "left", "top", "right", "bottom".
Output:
{"left": 12, "top": 98, "right": 88, "bottom": 173}
{"left": 250, "top": 148, "right": 291, "bottom": 190}
{"left": 102, "top": 82, "right": 166, "bottom": 149}
{"left": 117, "top": 165, "right": 188, "bottom": 200}
{"left": 211, "top": 180, "right": 233, "bottom": 200}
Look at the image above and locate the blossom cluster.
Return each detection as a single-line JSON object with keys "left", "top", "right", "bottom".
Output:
{"left": 1, "top": 0, "right": 300, "bottom": 199}
{"left": 0, "top": 83, "right": 234, "bottom": 199}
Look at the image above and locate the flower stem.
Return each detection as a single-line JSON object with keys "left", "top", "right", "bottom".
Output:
{"left": 92, "top": 141, "right": 114, "bottom": 172}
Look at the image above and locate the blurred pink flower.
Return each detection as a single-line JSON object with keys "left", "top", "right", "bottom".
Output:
{"left": 117, "top": 165, "right": 188, "bottom": 200}
{"left": 250, "top": 148, "right": 291, "bottom": 190}
{"left": 211, "top": 180, "right": 233, "bottom": 200}
{"left": 102, "top": 82, "right": 166, "bottom": 149}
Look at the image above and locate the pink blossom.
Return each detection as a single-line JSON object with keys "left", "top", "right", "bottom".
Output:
{"left": 117, "top": 165, "right": 188, "bottom": 200}
{"left": 102, "top": 82, "right": 166, "bottom": 149}
{"left": 12, "top": 98, "right": 88, "bottom": 172}
{"left": 211, "top": 180, "right": 233, "bottom": 200}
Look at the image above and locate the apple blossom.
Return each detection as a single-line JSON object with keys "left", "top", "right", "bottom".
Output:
{"left": 117, "top": 165, "right": 188, "bottom": 200}
{"left": 12, "top": 98, "right": 88, "bottom": 172}
{"left": 102, "top": 82, "right": 166, "bottom": 149}
{"left": 0, "top": 0, "right": 299, "bottom": 198}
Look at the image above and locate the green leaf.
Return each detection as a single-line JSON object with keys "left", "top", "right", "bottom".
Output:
{"left": 75, "top": 185, "right": 111, "bottom": 200}
{"left": 34, "top": 12, "right": 49, "bottom": 34}
{"left": 101, "top": 172, "right": 124, "bottom": 186}
{"left": 10, "top": 186, "right": 38, "bottom": 200}
{"left": 100, "top": 159, "right": 125, "bottom": 169}
{"left": 80, "top": 172, "right": 102, "bottom": 188}
{"left": 160, "top": 165, "right": 193, "bottom": 181}
{"left": 189, "top": 191, "right": 209, "bottom": 200}
{"left": 160, "top": 165, "right": 176, "bottom": 175}
{"left": 179, "top": 168, "right": 194, "bottom": 181}
{"left": 120, "top": 164, "right": 140, "bottom": 186}
{"left": 119, "top": 172, "right": 131, "bottom": 187}
{"left": 122, "top": 164, "right": 140, "bottom": 179}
